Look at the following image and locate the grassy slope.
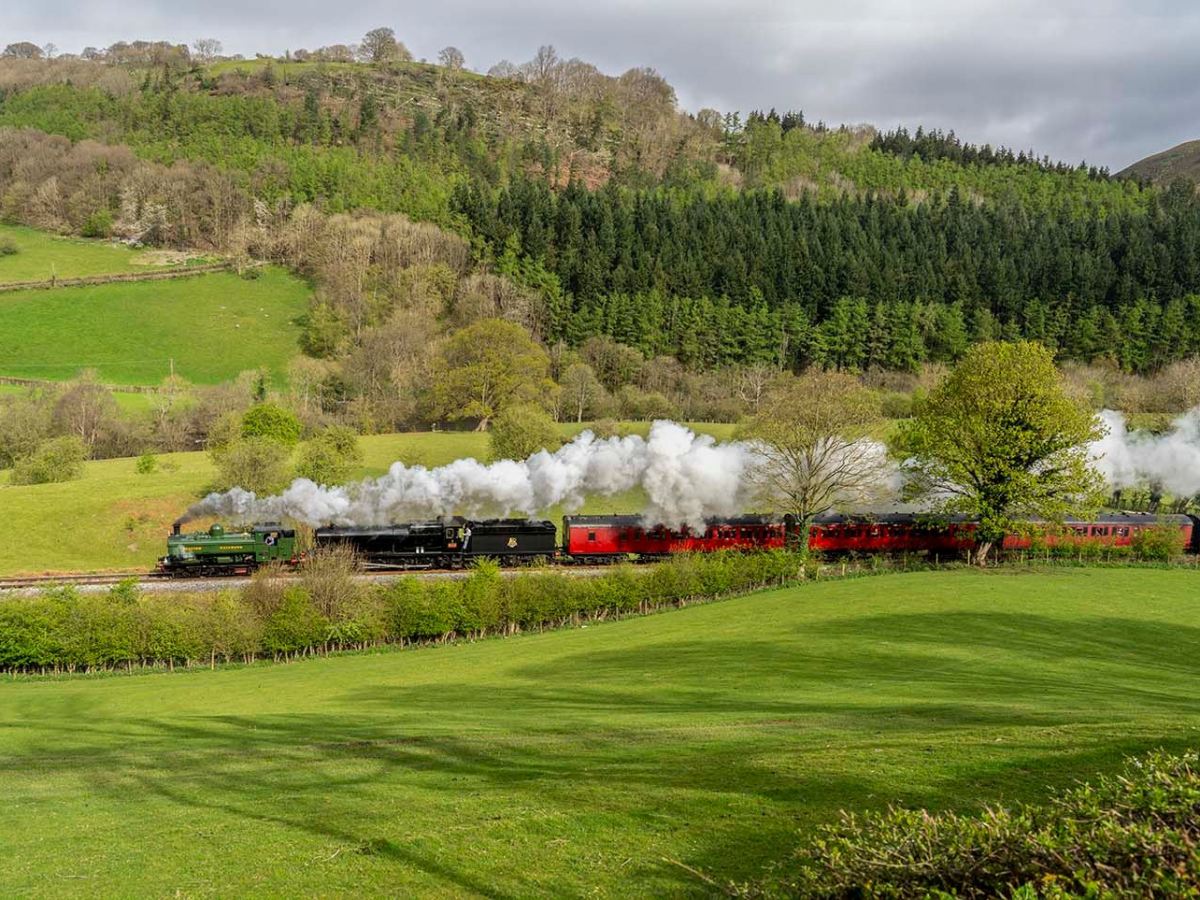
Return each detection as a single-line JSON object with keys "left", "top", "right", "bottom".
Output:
{"left": 0, "top": 425, "right": 736, "bottom": 575}
{"left": 1, "top": 569, "right": 1198, "bottom": 895}
{"left": 1117, "top": 139, "right": 1200, "bottom": 185}
{"left": 0, "top": 268, "right": 309, "bottom": 384}
{"left": 0, "top": 223, "right": 206, "bottom": 284}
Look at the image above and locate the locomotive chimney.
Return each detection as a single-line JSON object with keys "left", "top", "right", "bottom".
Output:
{"left": 172, "top": 521, "right": 181, "bottom": 536}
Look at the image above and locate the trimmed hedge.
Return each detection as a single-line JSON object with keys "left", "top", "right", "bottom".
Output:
{"left": 0, "top": 552, "right": 806, "bottom": 675}
{"left": 757, "top": 748, "right": 1200, "bottom": 898}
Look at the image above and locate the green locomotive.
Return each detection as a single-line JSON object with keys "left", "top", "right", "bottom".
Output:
{"left": 158, "top": 522, "right": 299, "bottom": 577}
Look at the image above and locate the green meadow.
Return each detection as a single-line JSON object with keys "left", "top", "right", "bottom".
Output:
{"left": 1, "top": 568, "right": 1197, "bottom": 895}
{"left": 0, "top": 268, "right": 309, "bottom": 385}
{"left": 0, "top": 223, "right": 208, "bottom": 284}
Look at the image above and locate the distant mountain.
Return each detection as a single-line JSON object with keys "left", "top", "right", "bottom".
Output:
{"left": 1118, "top": 140, "right": 1200, "bottom": 185}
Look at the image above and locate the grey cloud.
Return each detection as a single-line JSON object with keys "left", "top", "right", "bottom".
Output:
{"left": 4, "top": 0, "right": 1198, "bottom": 168}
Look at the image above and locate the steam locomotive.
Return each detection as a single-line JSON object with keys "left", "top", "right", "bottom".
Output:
{"left": 159, "top": 512, "right": 1200, "bottom": 576}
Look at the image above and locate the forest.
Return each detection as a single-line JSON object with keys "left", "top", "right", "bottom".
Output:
{"left": 0, "top": 40, "right": 1199, "bottom": 386}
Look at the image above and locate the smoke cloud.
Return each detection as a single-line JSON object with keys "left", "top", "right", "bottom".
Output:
{"left": 184, "top": 421, "right": 767, "bottom": 528}
{"left": 1089, "top": 408, "right": 1200, "bottom": 498}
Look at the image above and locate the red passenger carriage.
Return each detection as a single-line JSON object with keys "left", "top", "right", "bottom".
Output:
{"left": 563, "top": 512, "right": 1196, "bottom": 561}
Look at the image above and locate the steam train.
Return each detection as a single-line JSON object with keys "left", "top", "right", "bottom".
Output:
{"left": 158, "top": 512, "right": 1200, "bottom": 576}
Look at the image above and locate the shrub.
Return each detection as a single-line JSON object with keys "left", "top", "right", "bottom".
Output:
{"left": 880, "top": 391, "right": 913, "bottom": 419}
{"left": 261, "top": 587, "right": 327, "bottom": 655}
{"left": 210, "top": 437, "right": 292, "bottom": 494}
{"left": 384, "top": 579, "right": 460, "bottom": 640}
{"left": 0, "top": 550, "right": 809, "bottom": 674}
{"left": 241, "top": 563, "right": 293, "bottom": 620}
{"left": 294, "top": 425, "right": 363, "bottom": 485}
{"left": 9, "top": 435, "right": 87, "bottom": 484}
{"left": 0, "top": 235, "right": 19, "bottom": 256}
{"left": 300, "top": 301, "right": 347, "bottom": 357}
{"left": 771, "top": 748, "right": 1200, "bottom": 898}
{"left": 108, "top": 577, "right": 141, "bottom": 606}
{"left": 199, "top": 591, "right": 261, "bottom": 662}
{"left": 240, "top": 403, "right": 303, "bottom": 446}
{"left": 589, "top": 418, "right": 626, "bottom": 439}
{"left": 80, "top": 209, "right": 113, "bottom": 238}
{"left": 1130, "top": 525, "right": 1186, "bottom": 561}
{"left": 135, "top": 452, "right": 157, "bottom": 475}
{"left": 459, "top": 559, "right": 502, "bottom": 634}
{"left": 300, "top": 544, "right": 362, "bottom": 620}
{"left": 489, "top": 404, "right": 562, "bottom": 461}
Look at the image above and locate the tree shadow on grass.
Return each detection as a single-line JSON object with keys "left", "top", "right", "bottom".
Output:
{"left": 5, "top": 611, "right": 1200, "bottom": 894}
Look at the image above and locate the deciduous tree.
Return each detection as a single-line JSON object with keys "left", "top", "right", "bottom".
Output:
{"left": 241, "top": 403, "right": 303, "bottom": 447}
{"left": 359, "top": 27, "right": 409, "bottom": 63}
{"left": 294, "top": 426, "right": 363, "bottom": 485}
{"left": 191, "top": 38, "right": 222, "bottom": 63}
{"left": 432, "top": 319, "right": 552, "bottom": 429}
{"left": 893, "top": 341, "right": 1106, "bottom": 563}
{"left": 558, "top": 362, "right": 606, "bottom": 422}
{"left": 437, "top": 46, "right": 465, "bottom": 70}
{"left": 210, "top": 437, "right": 292, "bottom": 494}
{"left": 741, "top": 372, "right": 888, "bottom": 549}
{"left": 489, "top": 404, "right": 562, "bottom": 461}
{"left": 3, "top": 42, "right": 43, "bottom": 59}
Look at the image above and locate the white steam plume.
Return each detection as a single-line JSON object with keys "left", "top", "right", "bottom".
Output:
{"left": 185, "top": 421, "right": 764, "bottom": 528}
{"left": 1089, "top": 407, "right": 1200, "bottom": 497}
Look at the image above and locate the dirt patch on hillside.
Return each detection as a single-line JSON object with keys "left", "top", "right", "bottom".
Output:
{"left": 130, "top": 250, "right": 200, "bottom": 267}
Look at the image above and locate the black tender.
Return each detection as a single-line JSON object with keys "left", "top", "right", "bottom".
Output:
{"left": 314, "top": 517, "right": 557, "bottom": 569}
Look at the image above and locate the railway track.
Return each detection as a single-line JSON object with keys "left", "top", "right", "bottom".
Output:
{"left": 0, "top": 572, "right": 167, "bottom": 590}
{"left": 0, "top": 565, "right": 616, "bottom": 594}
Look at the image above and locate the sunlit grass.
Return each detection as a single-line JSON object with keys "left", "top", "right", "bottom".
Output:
{"left": 1, "top": 568, "right": 1197, "bottom": 894}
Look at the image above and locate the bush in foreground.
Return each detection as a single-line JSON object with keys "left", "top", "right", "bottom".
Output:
{"left": 759, "top": 748, "right": 1200, "bottom": 898}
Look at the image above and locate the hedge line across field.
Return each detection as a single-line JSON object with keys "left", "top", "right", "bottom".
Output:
{"left": 0, "top": 551, "right": 812, "bottom": 675}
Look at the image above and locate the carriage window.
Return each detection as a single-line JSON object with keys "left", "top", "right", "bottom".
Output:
{"left": 1117, "top": 527, "right": 1129, "bottom": 537}
{"left": 587, "top": 531, "right": 597, "bottom": 542}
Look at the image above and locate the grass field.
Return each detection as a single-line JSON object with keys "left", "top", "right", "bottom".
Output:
{"left": 1, "top": 568, "right": 1197, "bottom": 895}
{"left": 0, "top": 382, "right": 155, "bottom": 413}
{"left": 0, "top": 425, "right": 735, "bottom": 575}
{"left": 0, "top": 223, "right": 206, "bottom": 284}
{"left": 0, "top": 268, "right": 309, "bottom": 384}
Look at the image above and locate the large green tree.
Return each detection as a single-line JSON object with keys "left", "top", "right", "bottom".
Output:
{"left": 432, "top": 319, "right": 553, "bottom": 429}
{"left": 893, "top": 341, "right": 1105, "bottom": 563}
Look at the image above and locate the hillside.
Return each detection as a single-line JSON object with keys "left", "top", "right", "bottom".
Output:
{"left": 1118, "top": 139, "right": 1200, "bottom": 185}
{"left": 2, "top": 569, "right": 1198, "bottom": 894}
{"left": 1, "top": 48, "right": 1199, "bottom": 394}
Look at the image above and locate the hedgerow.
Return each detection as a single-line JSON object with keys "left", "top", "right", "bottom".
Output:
{"left": 0, "top": 551, "right": 806, "bottom": 675}
{"left": 753, "top": 747, "right": 1200, "bottom": 898}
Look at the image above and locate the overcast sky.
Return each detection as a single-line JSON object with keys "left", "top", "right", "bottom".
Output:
{"left": 5, "top": 0, "right": 1197, "bottom": 170}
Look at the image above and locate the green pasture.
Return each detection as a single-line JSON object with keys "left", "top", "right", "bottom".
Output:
{"left": 0, "top": 382, "right": 154, "bottom": 413}
{"left": 0, "top": 223, "right": 207, "bottom": 283}
{"left": 0, "top": 425, "right": 733, "bottom": 575}
{"left": 0, "top": 268, "right": 309, "bottom": 385}
{"left": 1, "top": 568, "right": 1198, "bottom": 895}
